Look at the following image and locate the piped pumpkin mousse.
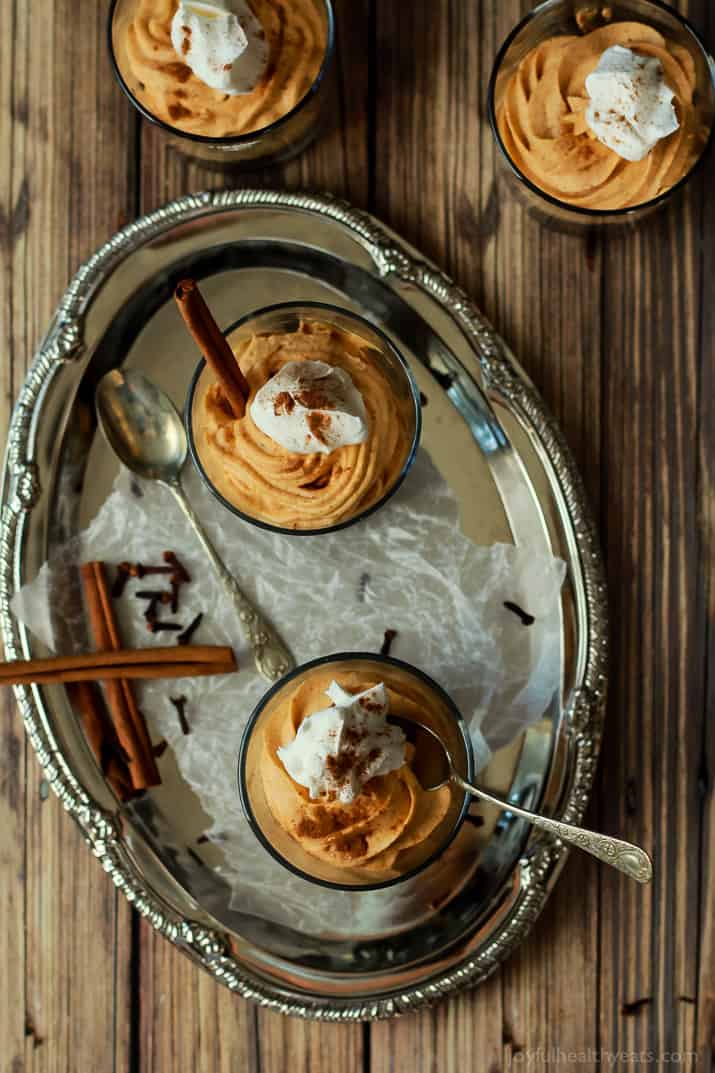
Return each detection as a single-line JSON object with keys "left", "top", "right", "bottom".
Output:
{"left": 496, "top": 21, "right": 707, "bottom": 209}
{"left": 192, "top": 319, "right": 415, "bottom": 531}
{"left": 257, "top": 671, "right": 453, "bottom": 877}
{"left": 112, "top": 0, "right": 328, "bottom": 138}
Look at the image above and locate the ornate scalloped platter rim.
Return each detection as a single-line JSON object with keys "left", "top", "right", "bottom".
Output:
{"left": 0, "top": 188, "right": 607, "bottom": 1021}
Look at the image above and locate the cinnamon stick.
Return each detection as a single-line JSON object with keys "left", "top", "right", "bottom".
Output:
{"left": 0, "top": 647, "right": 237, "bottom": 684}
{"left": 174, "top": 278, "right": 249, "bottom": 418}
{"left": 66, "top": 681, "right": 134, "bottom": 802}
{"left": 81, "top": 562, "right": 160, "bottom": 790}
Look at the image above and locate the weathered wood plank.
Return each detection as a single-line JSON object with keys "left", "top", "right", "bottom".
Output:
{"left": 595, "top": 198, "right": 704, "bottom": 1070}
{"left": 695, "top": 11, "right": 715, "bottom": 1055}
{"left": 0, "top": 689, "right": 26, "bottom": 1073}
{"left": 371, "top": 979, "right": 505, "bottom": 1073}
{"left": 255, "top": 1011, "right": 364, "bottom": 1073}
{"left": 0, "top": 1, "right": 136, "bottom": 1072}
{"left": 137, "top": 918, "right": 258, "bottom": 1073}
{"left": 594, "top": 0, "right": 710, "bottom": 1061}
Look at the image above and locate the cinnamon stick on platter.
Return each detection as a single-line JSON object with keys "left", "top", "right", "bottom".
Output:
{"left": 66, "top": 681, "right": 134, "bottom": 802}
{"left": 2, "top": 558, "right": 238, "bottom": 799}
{"left": 0, "top": 646, "right": 237, "bottom": 684}
{"left": 174, "top": 278, "right": 250, "bottom": 418}
{"left": 81, "top": 561, "right": 160, "bottom": 790}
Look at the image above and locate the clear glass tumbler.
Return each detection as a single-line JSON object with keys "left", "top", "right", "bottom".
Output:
{"left": 488, "top": 0, "right": 715, "bottom": 229}
{"left": 238, "top": 652, "right": 474, "bottom": 891}
{"left": 186, "top": 301, "right": 421, "bottom": 536}
{"left": 109, "top": 0, "right": 335, "bottom": 168}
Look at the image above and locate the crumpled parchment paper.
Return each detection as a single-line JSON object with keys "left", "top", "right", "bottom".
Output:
{"left": 12, "top": 449, "right": 565, "bottom": 935}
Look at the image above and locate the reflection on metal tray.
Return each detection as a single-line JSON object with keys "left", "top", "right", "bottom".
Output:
{"left": 0, "top": 190, "right": 607, "bottom": 1020}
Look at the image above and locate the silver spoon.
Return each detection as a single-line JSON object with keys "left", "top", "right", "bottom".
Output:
{"left": 389, "top": 716, "right": 653, "bottom": 884}
{"left": 95, "top": 368, "right": 294, "bottom": 683}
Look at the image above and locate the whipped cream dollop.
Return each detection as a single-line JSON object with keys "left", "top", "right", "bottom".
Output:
{"left": 170, "top": 0, "right": 269, "bottom": 95}
{"left": 250, "top": 360, "right": 369, "bottom": 455}
{"left": 585, "top": 45, "right": 680, "bottom": 162}
{"left": 276, "top": 682, "right": 407, "bottom": 803}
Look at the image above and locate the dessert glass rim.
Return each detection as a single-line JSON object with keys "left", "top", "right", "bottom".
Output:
{"left": 487, "top": 0, "right": 715, "bottom": 219}
{"left": 107, "top": 0, "right": 336, "bottom": 146}
{"left": 184, "top": 298, "right": 422, "bottom": 537}
{"left": 236, "top": 650, "right": 476, "bottom": 893}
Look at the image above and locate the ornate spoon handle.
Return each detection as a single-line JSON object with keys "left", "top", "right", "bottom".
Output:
{"left": 166, "top": 481, "right": 294, "bottom": 682}
{"left": 452, "top": 773, "right": 652, "bottom": 883}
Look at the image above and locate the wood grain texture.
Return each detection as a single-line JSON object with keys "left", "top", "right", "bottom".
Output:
{"left": 594, "top": 3, "right": 711, "bottom": 1065}
{"left": 255, "top": 1010, "right": 364, "bottom": 1073}
{"left": 0, "top": 1, "right": 136, "bottom": 1072}
{"left": 695, "top": 12, "right": 715, "bottom": 1061}
{"left": 1, "top": 0, "right": 713, "bottom": 1070}
{"left": 136, "top": 917, "right": 257, "bottom": 1073}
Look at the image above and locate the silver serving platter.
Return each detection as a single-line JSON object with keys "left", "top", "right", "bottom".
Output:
{"left": 0, "top": 189, "right": 607, "bottom": 1020}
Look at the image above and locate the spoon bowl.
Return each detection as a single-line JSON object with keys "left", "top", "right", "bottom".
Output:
{"left": 95, "top": 368, "right": 294, "bottom": 682}
{"left": 388, "top": 715, "right": 453, "bottom": 790}
{"left": 95, "top": 369, "right": 187, "bottom": 483}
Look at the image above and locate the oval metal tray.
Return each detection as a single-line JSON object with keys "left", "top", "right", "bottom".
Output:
{"left": 0, "top": 189, "right": 607, "bottom": 1020}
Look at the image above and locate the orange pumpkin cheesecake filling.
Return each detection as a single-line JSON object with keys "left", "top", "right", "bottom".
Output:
{"left": 497, "top": 22, "right": 706, "bottom": 209}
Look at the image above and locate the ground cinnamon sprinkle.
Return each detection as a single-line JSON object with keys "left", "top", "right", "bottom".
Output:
{"left": 164, "top": 61, "right": 192, "bottom": 83}
{"left": 307, "top": 412, "right": 331, "bottom": 444}
{"left": 295, "top": 806, "right": 343, "bottom": 839}
{"left": 294, "top": 387, "right": 334, "bottom": 410}
{"left": 353, "top": 748, "right": 380, "bottom": 780}
{"left": 332, "top": 833, "right": 368, "bottom": 860}
{"left": 273, "top": 391, "right": 296, "bottom": 415}
{"left": 341, "top": 726, "right": 363, "bottom": 748}
{"left": 358, "top": 696, "right": 383, "bottom": 713}
{"left": 168, "top": 101, "right": 192, "bottom": 121}
{"left": 325, "top": 751, "right": 357, "bottom": 781}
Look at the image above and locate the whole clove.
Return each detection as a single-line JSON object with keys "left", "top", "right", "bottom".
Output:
{"left": 164, "top": 550, "right": 191, "bottom": 583}
{"left": 135, "top": 590, "right": 172, "bottom": 602}
{"left": 380, "top": 628, "right": 398, "bottom": 656}
{"left": 464, "top": 814, "right": 485, "bottom": 829}
{"left": 148, "top": 621, "right": 183, "bottom": 634}
{"left": 111, "top": 563, "right": 132, "bottom": 599}
{"left": 170, "top": 695, "right": 190, "bottom": 735}
{"left": 357, "top": 572, "right": 370, "bottom": 603}
{"left": 133, "top": 563, "right": 174, "bottom": 579}
{"left": 503, "top": 601, "right": 535, "bottom": 626}
{"left": 177, "top": 612, "right": 203, "bottom": 646}
{"left": 144, "top": 599, "right": 160, "bottom": 625}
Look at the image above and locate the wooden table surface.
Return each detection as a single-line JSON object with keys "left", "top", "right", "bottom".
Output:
{"left": 1, "top": 1, "right": 713, "bottom": 1070}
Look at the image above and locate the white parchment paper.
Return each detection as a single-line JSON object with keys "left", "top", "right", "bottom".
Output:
{"left": 12, "top": 449, "right": 565, "bottom": 935}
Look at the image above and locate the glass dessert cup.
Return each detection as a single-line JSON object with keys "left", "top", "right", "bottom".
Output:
{"left": 186, "top": 300, "right": 421, "bottom": 536}
{"left": 237, "top": 653, "right": 475, "bottom": 892}
{"left": 488, "top": 0, "right": 715, "bottom": 230}
{"left": 108, "top": 0, "right": 335, "bottom": 168}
